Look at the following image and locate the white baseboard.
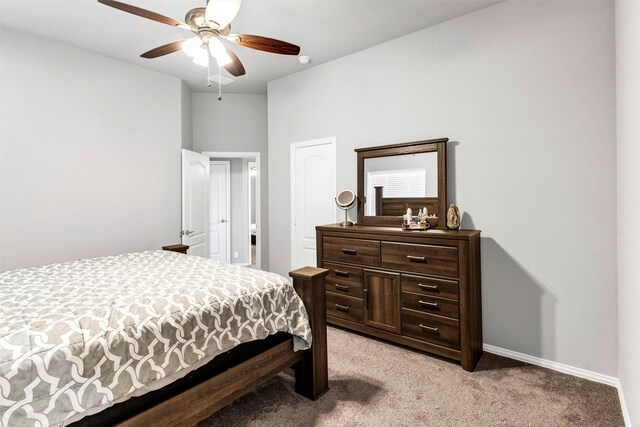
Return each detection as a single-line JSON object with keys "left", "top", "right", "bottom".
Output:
{"left": 483, "top": 344, "right": 618, "bottom": 385}
{"left": 483, "top": 344, "right": 631, "bottom": 426}
{"left": 232, "top": 262, "right": 251, "bottom": 267}
{"left": 617, "top": 381, "right": 633, "bottom": 427}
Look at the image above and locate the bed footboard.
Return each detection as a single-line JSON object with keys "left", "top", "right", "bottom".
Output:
{"left": 289, "top": 267, "right": 330, "bottom": 400}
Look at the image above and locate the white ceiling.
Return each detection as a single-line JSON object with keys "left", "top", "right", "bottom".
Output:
{"left": 0, "top": 0, "right": 503, "bottom": 93}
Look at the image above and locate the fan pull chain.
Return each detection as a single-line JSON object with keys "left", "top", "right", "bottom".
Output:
{"left": 218, "top": 66, "right": 222, "bottom": 101}
{"left": 204, "top": 51, "right": 222, "bottom": 101}
{"left": 207, "top": 52, "right": 212, "bottom": 88}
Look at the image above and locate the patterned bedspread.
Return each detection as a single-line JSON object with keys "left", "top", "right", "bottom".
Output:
{"left": 0, "top": 251, "right": 312, "bottom": 427}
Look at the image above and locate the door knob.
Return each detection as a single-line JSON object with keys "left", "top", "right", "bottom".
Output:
{"left": 180, "top": 230, "right": 195, "bottom": 236}
{"left": 220, "top": 219, "right": 227, "bottom": 223}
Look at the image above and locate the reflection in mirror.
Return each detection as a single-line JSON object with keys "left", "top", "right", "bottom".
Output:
{"left": 364, "top": 152, "right": 438, "bottom": 217}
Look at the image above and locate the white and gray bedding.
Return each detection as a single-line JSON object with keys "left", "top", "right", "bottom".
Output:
{"left": 0, "top": 251, "right": 312, "bottom": 427}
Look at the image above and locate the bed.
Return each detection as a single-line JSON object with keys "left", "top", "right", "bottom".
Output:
{"left": 0, "top": 249, "right": 328, "bottom": 426}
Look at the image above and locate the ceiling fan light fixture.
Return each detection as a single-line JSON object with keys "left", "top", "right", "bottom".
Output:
{"left": 182, "top": 37, "right": 204, "bottom": 58}
{"left": 205, "top": 0, "right": 242, "bottom": 28}
{"left": 192, "top": 51, "right": 209, "bottom": 67}
{"left": 208, "top": 37, "right": 232, "bottom": 67}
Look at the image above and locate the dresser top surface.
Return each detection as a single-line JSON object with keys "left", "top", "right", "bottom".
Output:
{"left": 316, "top": 224, "right": 480, "bottom": 239}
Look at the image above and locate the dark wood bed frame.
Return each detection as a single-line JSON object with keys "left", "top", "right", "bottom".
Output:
{"left": 79, "top": 246, "right": 329, "bottom": 427}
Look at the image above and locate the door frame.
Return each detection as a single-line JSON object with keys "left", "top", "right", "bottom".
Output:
{"left": 290, "top": 137, "right": 337, "bottom": 271}
{"left": 209, "top": 160, "right": 231, "bottom": 263}
{"left": 202, "top": 151, "right": 262, "bottom": 269}
{"left": 248, "top": 161, "right": 256, "bottom": 266}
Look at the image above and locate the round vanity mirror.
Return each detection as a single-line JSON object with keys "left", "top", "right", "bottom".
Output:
{"left": 335, "top": 189, "right": 356, "bottom": 226}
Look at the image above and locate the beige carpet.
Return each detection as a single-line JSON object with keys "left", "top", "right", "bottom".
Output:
{"left": 198, "top": 327, "right": 624, "bottom": 426}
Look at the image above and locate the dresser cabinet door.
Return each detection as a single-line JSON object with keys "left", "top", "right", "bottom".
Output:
{"left": 363, "top": 269, "right": 401, "bottom": 334}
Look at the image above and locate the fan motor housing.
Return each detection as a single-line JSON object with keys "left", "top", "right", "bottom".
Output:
{"left": 199, "top": 28, "right": 217, "bottom": 39}
{"left": 185, "top": 7, "right": 231, "bottom": 36}
{"left": 185, "top": 8, "right": 206, "bottom": 28}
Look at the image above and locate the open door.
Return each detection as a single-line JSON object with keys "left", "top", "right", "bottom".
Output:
{"left": 181, "top": 149, "right": 210, "bottom": 257}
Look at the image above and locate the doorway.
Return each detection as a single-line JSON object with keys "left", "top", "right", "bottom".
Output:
{"left": 203, "top": 151, "right": 261, "bottom": 269}
{"left": 248, "top": 161, "right": 257, "bottom": 268}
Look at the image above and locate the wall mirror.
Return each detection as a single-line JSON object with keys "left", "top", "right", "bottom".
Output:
{"left": 356, "top": 138, "right": 448, "bottom": 228}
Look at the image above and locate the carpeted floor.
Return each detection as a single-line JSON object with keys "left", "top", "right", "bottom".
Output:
{"left": 198, "top": 327, "right": 624, "bottom": 426}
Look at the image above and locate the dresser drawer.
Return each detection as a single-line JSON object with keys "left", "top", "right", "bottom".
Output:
{"left": 323, "top": 236, "right": 380, "bottom": 267}
{"left": 402, "top": 292, "right": 459, "bottom": 319}
{"left": 401, "top": 274, "right": 459, "bottom": 300}
{"left": 381, "top": 242, "right": 458, "bottom": 278}
{"left": 327, "top": 292, "right": 364, "bottom": 324}
{"left": 402, "top": 309, "right": 460, "bottom": 350}
{"left": 324, "top": 262, "right": 363, "bottom": 298}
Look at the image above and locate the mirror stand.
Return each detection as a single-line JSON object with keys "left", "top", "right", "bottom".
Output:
{"left": 339, "top": 209, "right": 353, "bottom": 227}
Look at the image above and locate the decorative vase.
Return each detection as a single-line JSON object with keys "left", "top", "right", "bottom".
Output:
{"left": 447, "top": 204, "right": 461, "bottom": 230}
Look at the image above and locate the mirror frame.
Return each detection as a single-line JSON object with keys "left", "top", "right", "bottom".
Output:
{"left": 356, "top": 137, "right": 448, "bottom": 228}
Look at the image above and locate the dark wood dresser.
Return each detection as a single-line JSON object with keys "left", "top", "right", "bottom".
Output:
{"left": 316, "top": 224, "right": 482, "bottom": 371}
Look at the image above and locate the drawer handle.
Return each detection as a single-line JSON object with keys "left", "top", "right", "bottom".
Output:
{"left": 334, "top": 284, "right": 350, "bottom": 292}
{"left": 335, "top": 270, "right": 350, "bottom": 277}
{"left": 418, "top": 283, "right": 438, "bottom": 291}
{"left": 335, "top": 304, "right": 350, "bottom": 312}
{"left": 407, "top": 255, "right": 427, "bottom": 263}
{"left": 342, "top": 248, "right": 357, "bottom": 255}
{"left": 418, "top": 300, "right": 439, "bottom": 308}
{"left": 419, "top": 324, "right": 439, "bottom": 332}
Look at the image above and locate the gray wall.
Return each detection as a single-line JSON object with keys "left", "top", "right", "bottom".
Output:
{"left": 0, "top": 27, "right": 185, "bottom": 271}
{"left": 268, "top": 1, "right": 617, "bottom": 376}
{"left": 181, "top": 81, "right": 193, "bottom": 150}
{"left": 616, "top": 0, "right": 640, "bottom": 423}
{"left": 193, "top": 93, "right": 268, "bottom": 268}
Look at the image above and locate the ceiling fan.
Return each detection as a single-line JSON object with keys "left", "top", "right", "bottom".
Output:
{"left": 97, "top": 0, "right": 301, "bottom": 78}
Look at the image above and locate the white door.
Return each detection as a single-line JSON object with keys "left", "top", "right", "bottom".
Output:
{"left": 209, "top": 161, "right": 230, "bottom": 262}
{"left": 181, "top": 149, "right": 210, "bottom": 257}
{"left": 291, "top": 138, "right": 336, "bottom": 270}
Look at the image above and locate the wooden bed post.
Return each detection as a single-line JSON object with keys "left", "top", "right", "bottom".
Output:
{"left": 289, "top": 267, "right": 329, "bottom": 400}
{"left": 375, "top": 186, "right": 383, "bottom": 216}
